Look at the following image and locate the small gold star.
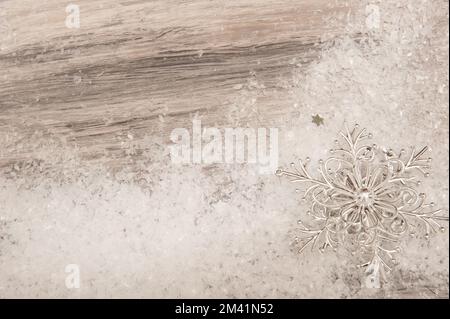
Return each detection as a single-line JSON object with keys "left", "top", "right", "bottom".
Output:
{"left": 312, "top": 114, "right": 324, "bottom": 126}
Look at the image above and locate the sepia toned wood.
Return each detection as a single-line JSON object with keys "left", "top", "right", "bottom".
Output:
{"left": 0, "top": 0, "right": 358, "bottom": 167}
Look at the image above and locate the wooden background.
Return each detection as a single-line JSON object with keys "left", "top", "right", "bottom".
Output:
{"left": 0, "top": 0, "right": 448, "bottom": 298}
{"left": 0, "top": 0, "right": 358, "bottom": 167}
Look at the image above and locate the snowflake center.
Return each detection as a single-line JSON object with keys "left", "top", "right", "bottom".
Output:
{"left": 356, "top": 188, "right": 373, "bottom": 207}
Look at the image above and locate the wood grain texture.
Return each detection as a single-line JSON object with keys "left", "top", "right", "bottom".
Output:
{"left": 0, "top": 0, "right": 357, "bottom": 166}
{"left": 1, "top": 0, "right": 448, "bottom": 299}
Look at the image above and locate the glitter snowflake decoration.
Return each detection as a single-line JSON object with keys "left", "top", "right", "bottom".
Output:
{"left": 276, "top": 124, "right": 448, "bottom": 281}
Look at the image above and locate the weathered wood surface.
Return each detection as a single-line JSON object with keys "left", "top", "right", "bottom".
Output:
{"left": 0, "top": 0, "right": 356, "bottom": 167}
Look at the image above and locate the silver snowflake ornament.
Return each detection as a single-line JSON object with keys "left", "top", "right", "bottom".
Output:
{"left": 276, "top": 124, "right": 448, "bottom": 282}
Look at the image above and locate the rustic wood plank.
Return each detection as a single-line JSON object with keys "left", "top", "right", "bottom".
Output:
{"left": 0, "top": 0, "right": 357, "bottom": 167}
